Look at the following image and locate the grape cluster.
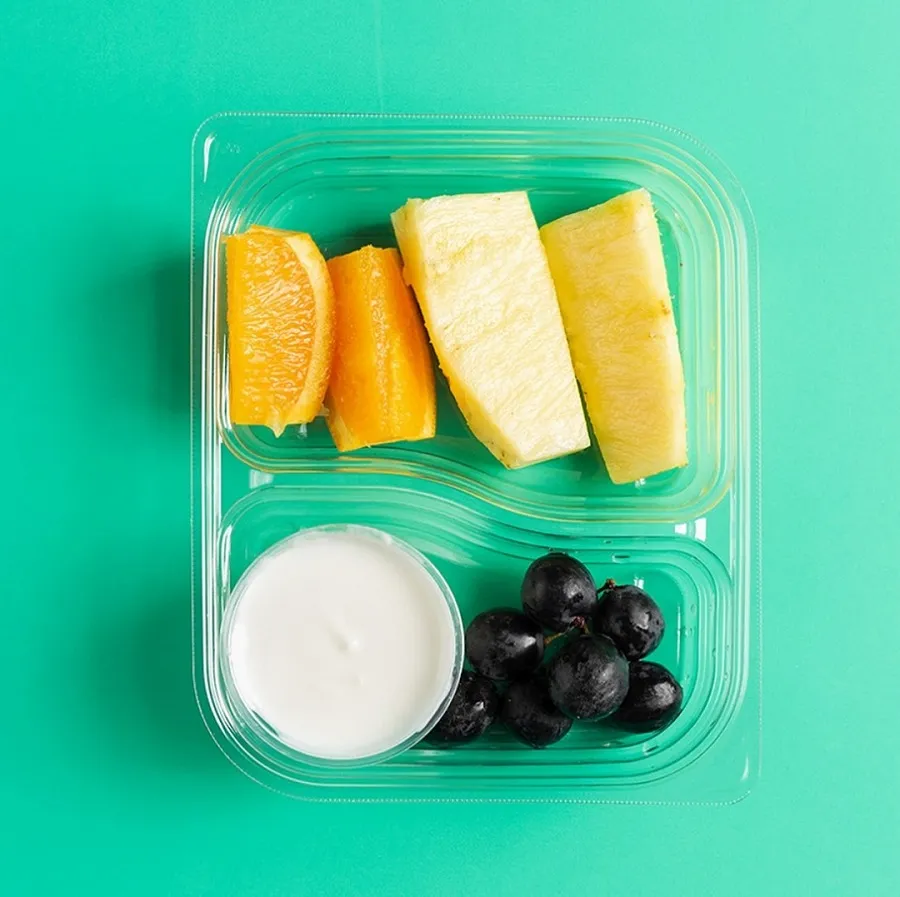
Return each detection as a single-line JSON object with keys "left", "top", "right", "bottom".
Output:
{"left": 427, "top": 552, "right": 683, "bottom": 749}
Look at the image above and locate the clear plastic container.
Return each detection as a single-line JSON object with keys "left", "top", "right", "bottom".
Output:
{"left": 191, "top": 114, "right": 760, "bottom": 802}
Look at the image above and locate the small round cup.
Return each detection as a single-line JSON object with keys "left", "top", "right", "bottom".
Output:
{"left": 219, "top": 524, "right": 464, "bottom": 768}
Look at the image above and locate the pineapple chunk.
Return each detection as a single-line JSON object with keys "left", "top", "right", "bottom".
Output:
{"left": 392, "top": 192, "right": 589, "bottom": 469}
{"left": 540, "top": 189, "right": 687, "bottom": 484}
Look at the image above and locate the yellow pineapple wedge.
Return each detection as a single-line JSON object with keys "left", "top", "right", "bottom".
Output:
{"left": 392, "top": 192, "right": 589, "bottom": 468}
{"left": 540, "top": 189, "right": 687, "bottom": 484}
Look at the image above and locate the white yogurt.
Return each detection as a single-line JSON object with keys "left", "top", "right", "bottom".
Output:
{"left": 225, "top": 525, "right": 462, "bottom": 762}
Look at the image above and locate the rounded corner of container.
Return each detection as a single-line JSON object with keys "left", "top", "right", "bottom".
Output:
{"left": 192, "top": 111, "right": 235, "bottom": 155}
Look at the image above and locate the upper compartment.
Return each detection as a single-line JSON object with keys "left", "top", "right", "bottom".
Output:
{"left": 194, "top": 115, "right": 754, "bottom": 523}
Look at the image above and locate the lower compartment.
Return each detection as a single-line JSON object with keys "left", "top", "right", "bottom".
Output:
{"left": 196, "top": 482, "right": 753, "bottom": 801}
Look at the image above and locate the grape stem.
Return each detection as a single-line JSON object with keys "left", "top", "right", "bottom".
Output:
{"left": 544, "top": 618, "right": 592, "bottom": 646}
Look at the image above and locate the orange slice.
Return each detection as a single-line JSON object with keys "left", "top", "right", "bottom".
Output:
{"left": 325, "top": 246, "right": 436, "bottom": 452}
{"left": 226, "top": 225, "right": 335, "bottom": 436}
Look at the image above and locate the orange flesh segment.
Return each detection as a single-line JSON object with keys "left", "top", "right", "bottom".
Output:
{"left": 325, "top": 246, "right": 436, "bottom": 452}
{"left": 226, "top": 226, "right": 335, "bottom": 436}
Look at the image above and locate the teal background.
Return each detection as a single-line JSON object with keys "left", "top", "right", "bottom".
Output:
{"left": 4, "top": 0, "right": 898, "bottom": 894}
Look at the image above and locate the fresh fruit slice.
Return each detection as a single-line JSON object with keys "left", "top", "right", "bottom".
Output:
{"left": 226, "top": 225, "right": 335, "bottom": 436}
{"left": 392, "top": 191, "right": 589, "bottom": 469}
{"left": 540, "top": 189, "right": 688, "bottom": 483}
{"left": 325, "top": 246, "right": 436, "bottom": 452}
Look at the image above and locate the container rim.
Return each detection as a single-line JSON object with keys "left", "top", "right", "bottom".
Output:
{"left": 189, "top": 114, "right": 761, "bottom": 803}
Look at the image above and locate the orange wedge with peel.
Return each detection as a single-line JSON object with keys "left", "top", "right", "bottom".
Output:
{"left": 325, "top": 246, "right": 436, "bottom": 452}
{"left": 226, "top": 225, "right": 335, "bottom": 436}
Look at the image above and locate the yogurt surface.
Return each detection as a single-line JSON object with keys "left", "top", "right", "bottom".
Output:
{"left": 226, "top": 525, "right": 461, "bottom": 761}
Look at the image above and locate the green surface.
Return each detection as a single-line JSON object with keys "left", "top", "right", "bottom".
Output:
{"left": 3, "top": 0, "right": 898, "bottom": 894}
